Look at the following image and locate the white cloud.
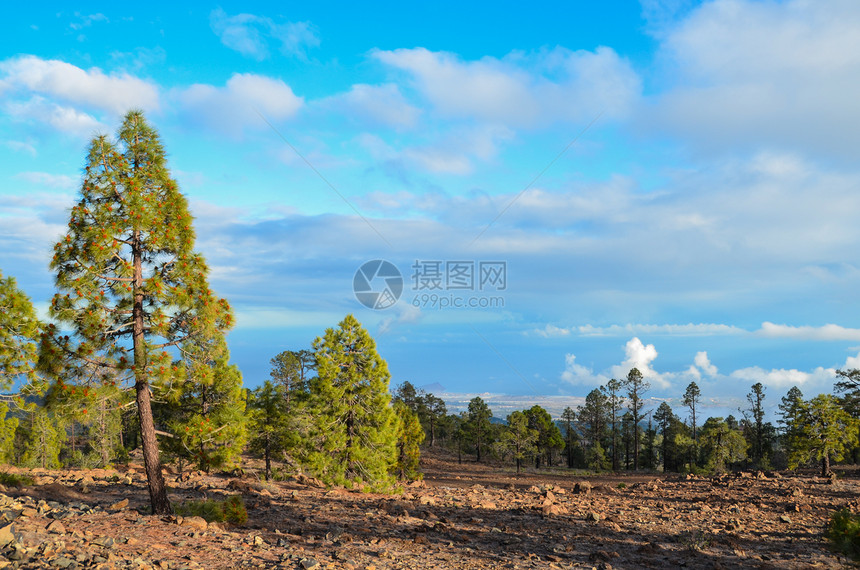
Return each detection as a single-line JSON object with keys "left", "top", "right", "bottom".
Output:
{"left": 325, "top": 84, "right": 420, "bottom": 129}
{"left": 0, "top": 56, "right": 160, "bottom": 115}
{"left": 373, "top": 46, "right": 640, "bottom": 128}
{"left": 7, "top": 97, "right": 104, "bottom": 136}
{"left": 610, "top": 337, "right": 672, "bottom": 389}
{"left": 729, "top": 366, "right": 834, "bottom": 390}
{"left": 210, "top": 8, "right": 319, "bottom": 61}
{"left": 378, "top": 303, "right": 423, "bottom": 335}
{"left": 576, "top": 323, "right": 745, "bottom": 337}
{"left": 176, "top": 73, "right": 303, "bottom": 136}
{"left": 560, "top": 353, "right": 606, "bottom": 387}
{"left": 756, "top": 322, "right": 860, "bottom": 342}
{"left": 647, "top": 0, "right": 860, "bottom": 156}
{"left": 14, "top": 172, "right": 78, "bottom": 190}
{"left": 693, "top": 351, "right": 718, "bottom": 377}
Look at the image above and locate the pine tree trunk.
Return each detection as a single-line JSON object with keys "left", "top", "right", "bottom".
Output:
{"left": 133, "top": 233, "right": 171, "bottom": 515}
{"left": 822, "top": 453, "right": 831, "bottom": 477}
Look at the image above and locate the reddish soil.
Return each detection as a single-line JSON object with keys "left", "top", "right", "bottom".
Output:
{"left": 0, "top": 450, "right": 856, "bottom": 569}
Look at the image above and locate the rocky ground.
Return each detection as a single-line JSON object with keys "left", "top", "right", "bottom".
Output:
{"left": 0, "top": 451, "right": 856, "bottom": 569}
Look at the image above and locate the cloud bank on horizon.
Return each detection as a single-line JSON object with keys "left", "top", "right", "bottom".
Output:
{"left": 2, "top": 1, "right": 860, "bottom": 406}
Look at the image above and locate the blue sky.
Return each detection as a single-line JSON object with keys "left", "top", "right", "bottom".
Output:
{"left": 3, "top": 1, "right": 860, "bottom": 417}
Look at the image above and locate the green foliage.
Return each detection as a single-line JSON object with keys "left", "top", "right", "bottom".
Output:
{"left": 393, "top": 400, "right": 424, "bottom": 480}
{"left": 0, "top": 270, "right": 41, "bottom": 389}
{"left": 788, "top": 394, "right": 858, "bottom": 476}
{"left": 42, "top": 111, "right": 237, "bottom": 514}
{"left": 828, "top": 509, "right": 860, "bottom": 561}
{"left": 525, "top": 405, "right": 564, "bottom": 468}
{"left": 155, "top": 332, "right": 247, "bottom": 472}
{"left": 584, "top": 440, "right": 610, "bottom": 471}
{"left": 0, "top": 472, "right": 33, "bottom": 488}
{"left": 247, "top": 381, "right": 290, "bottom": 479}
{"left": 699, "top": 417, "right": 748, "bottom": 473}
{"left": 496, "top": 410, "right": 538, "bottom": 473}
{"left": 174, "top": 495, "right": 247, "bottom": 525}
{"left": 463, "top": 397, "right": 494, "bottom": 462}
{"left": 19, "top": 407, "right": 65, "bottom": 469}
{"left": 623, "top": 368, "right": 649, "bottom": 470}
{"left": 577, "top": 388, "right": 609, "bottom": 468}
{"left": 307, "top": 315, "right": 398, "bottom": 487}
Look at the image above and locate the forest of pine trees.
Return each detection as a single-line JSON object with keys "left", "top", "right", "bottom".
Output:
{"left": 3, "top": 111, "right": 860, "bottom": 517}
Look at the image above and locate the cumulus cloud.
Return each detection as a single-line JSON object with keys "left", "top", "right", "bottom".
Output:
{"left": 373, "top": 46, "right": 640, "bottom": 128}
{"left": 0, "top": 56, "right": 159, "bottom": 115}
{"left": 609, "top": 337, "right": 672, "bottom": 389}
{"left": 210, "top": 8, "right": 319, "bottom": 61}
{"left": 560, "top": 353, "right": 606, "bottom": 387}
{"left": 176, "top": 73, "right": 303, "bottom": 136}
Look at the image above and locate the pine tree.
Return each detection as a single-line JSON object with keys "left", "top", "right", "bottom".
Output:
{"left": 464, "top": 397, "right": 494, "bottom": 462}
{"left": 497, "top": 410, "right": 538, "bottom": 473}
{"left": 269, "top": 349, "right": 314, "bottom": 408}
{"left": 247, "top": 380, "right": 290, "bottom": 479}
{"left": 393, "top": 400, "right": 424, "bottom": 480}
{"left": 623, "top": 368, "right": 649, "bottom": 470}
{"left": 525, "top": 405, "right": 563, "bottom": 469}
{"left": 561, "top": 406, "right": 578, "bottom": 468}
{"left": 308, "top": 315, "right": 398, "bottom": 487}
{"left": 699, "top": 417, "right": 748, "bottom": 473}
{"left": 577, "top": 388, "right": 609, "bottom": 467}
{"left": 602, "top": 379, "right": 624, "bottom": 471}
{"left": 421, "top": 393, "right": 447, "bottom": 447}
{"left": 0, "top": 270, "right": 41, "bottom": 461}
{"left": 744, "top": 382, "right": 768, "bottom": 469}
{"left": 789, "top": 394, "right": 858, "bottom": 476}
{"left": 155, "top": 331, "right": 246, "bottom": 472}
{"left": 683, "top": 381, "right": 701, "bottom": 467}
{"left": 20, "top": 407, "right": 65, "bottom": 469}
{"left": 778, "top": 386, "right": 805, "bottom": 465}
{"left": 42, "top": 111, "right": 235, "bottom": 514}
{"left": 0, "top": 269, "right": 41, "bottom": 387}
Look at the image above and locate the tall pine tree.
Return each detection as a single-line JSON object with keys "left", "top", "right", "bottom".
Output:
{"left": 43, "top": 111, "right": 235, "bottom": 514}
{"left": 308, "top": 315, "right": 398, "bottom": 487}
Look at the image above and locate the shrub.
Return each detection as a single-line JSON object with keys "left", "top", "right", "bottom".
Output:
{"left": 0, "top": 472, "right": 34, "bottom": 488}
{"left": 828, "top": 508, "right": 860, "bottom": 560}
{"left": 174, "top": 495, "right": 247, "bottom": 526}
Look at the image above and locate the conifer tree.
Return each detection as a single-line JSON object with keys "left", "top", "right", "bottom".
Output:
{"left": 421, "top": 393, "right": 447, "bottom": 447}
{"left": 464, "top": 396, "right": 494, "bottom": 462}
{"left": 623, "top": 368, "right": 649, "bottom": 470}
{"left": 700, "top": 417, "right": 748, "bottom": 472}
{"left": 561, "top": 406, "right": 578, "bottom": 468}
{"left": 393, "top": 400, "right": 424, "bottom": 480}
{"left": 0, "top": 270, "right": 42, "bottom": 387}
{"left": 525, "top": 404, "right": 563, "bottom": 468}
{"left": 577, "top": 388, "right": 609, "bottom": 465}
{"left": 308, "top": 315, "right": 398, "bottom": 486}
{"left": 789, "top": 394, "right": 858, "bottom": 476}
{"left": 43, "top": 111, "right": 235, "bottom": 514}
{"left": 20, "top": 407, "right": 65, "bottom": 469}
{"left": 497, "top": 410, "right": 537, "bottom": 473}
{"left": 248, "top": 380, "right": 290, "bottom": 479}
{"left": 155, "top": 331, "right": 246, "bottom": 472}
{"left": 602, "top": 379, "right": 624, "bottom": 471}
{"left": 778, "top": 386, "right": 805, "bottom": 463}
{"left": 0, "top": 270, "right": 42, "bottom": 460}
